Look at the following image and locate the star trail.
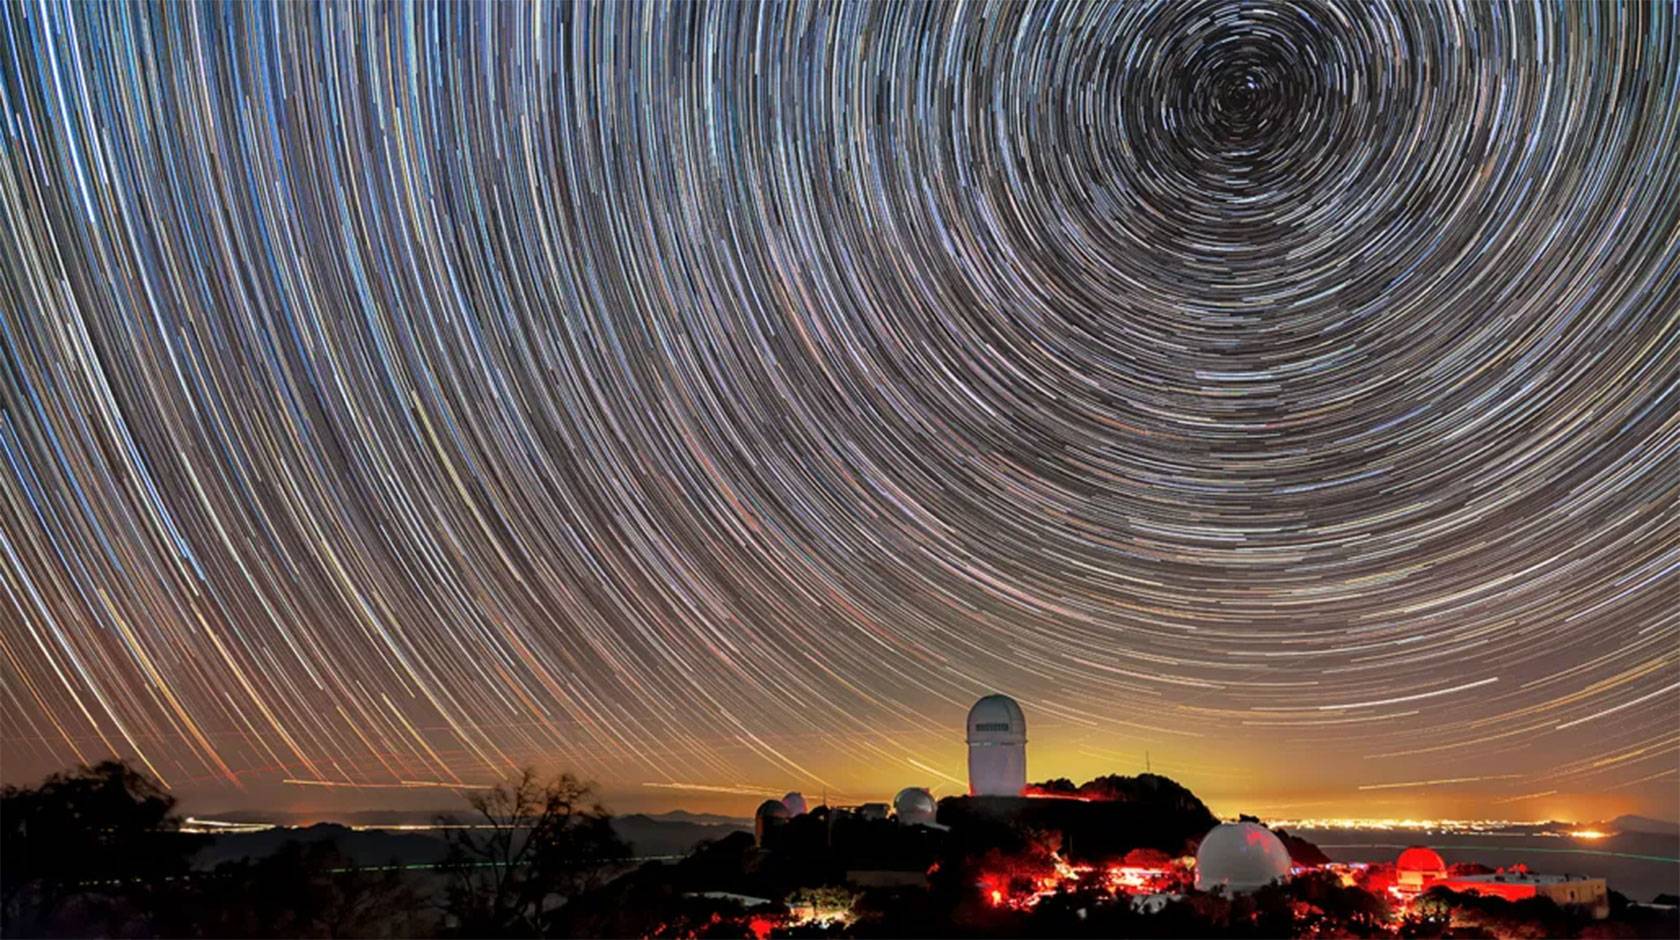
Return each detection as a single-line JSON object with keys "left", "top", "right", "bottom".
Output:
{"left": 1, "top": 1, "right": 1677, "bottom": 820}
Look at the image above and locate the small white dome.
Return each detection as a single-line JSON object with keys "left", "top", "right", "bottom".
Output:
{"left": 1195, "top": 822, "right": 1292, "bottom": 893}
{"left": 966, "top": 694, "right": 1027, "bottom": 745}
{"left": 781, "top": 792, "right": 809, "bottom": 816}
{"left": 894, "top": 787, "right": 937, "bottom": 826}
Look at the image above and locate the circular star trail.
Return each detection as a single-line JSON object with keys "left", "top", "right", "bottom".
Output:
{"left": 2, "top": 1, "right": 1677, "bottom": 816}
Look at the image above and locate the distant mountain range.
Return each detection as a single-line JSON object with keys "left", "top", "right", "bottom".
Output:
{"left": 192, "top": 822, "right": 450, "bottom": 869}
{"left": 1602, "top": 814, "right": 1680, "bottom": 836}
{"left": 196, "top": 807, "right": 751, "bottom": 829}
{"left": 189, "top": 810, "right": 750, "bottom": 868}
{"left": 633, "top": 810, "right": 752, "bottom": 828}
{"left": 195, "top": 808, "right": 457, "bottom": 827}
{"left": 612, "top": 813, "right": 748, "bottom": 857}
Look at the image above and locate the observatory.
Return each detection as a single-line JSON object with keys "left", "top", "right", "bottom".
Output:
{"left": 893, "top": 786, "right": 937, "bottom": 827}
{"left": 781, "top": 791, "right": 809, "bottom": 816}
{"left": 965, "top": 694, "right": 1027, "bottom": 796}
{"left": 1194, "top": 822, "right": 1292, "bottom": 893}
{"left": 754, "top": 799, "right": 790, "bottom": 847}
{"left": 1396, "top": 845, "right": 1448, "bottom": 891}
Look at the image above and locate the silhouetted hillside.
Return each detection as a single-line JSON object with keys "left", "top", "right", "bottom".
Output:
{"left": 611, "top": 813, "right": 748, "bottom": 856}
{"left": 1272, "top": 828, "right": 1332, "bottom": 866}
{"left": 1606, "top": 814, "right": 1680, "bottom": 837}
{"left": 941, "top": 773, "right": 1221, "bottom": 861}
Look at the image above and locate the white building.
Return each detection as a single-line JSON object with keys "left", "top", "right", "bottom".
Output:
{"left": 966, "top": 694, "right": 1028, "bottom": 796}
{"left": 1438, "top": 870, "right": 1610, "bottom": 919}
{"left": 1195, "top": 822, "right": 1292, "bottom": 893}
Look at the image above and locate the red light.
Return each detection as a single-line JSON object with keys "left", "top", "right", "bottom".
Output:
{"left": 1021, "top": 786, "right": 1101, "bottom": 801}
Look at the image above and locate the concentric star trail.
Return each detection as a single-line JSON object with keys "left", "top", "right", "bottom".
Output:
{"left": 2, "top": 1, "right": 1677, "bottom": 819}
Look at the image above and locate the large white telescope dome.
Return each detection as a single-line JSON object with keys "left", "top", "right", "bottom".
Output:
{"left": 1195, "top": 822, "right": 1292, "bottom": 893}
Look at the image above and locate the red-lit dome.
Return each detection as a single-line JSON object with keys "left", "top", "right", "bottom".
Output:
{"left": 1397, "top": 846, "right": 1446, "bottom": 873}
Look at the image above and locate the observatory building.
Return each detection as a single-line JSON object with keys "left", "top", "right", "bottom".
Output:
{"left": 966, "top": 694, "right": 1028, "bottom": 796}
{"left": 754, "top": 799, "right": 790, "bottom": 848}
{"left": 1432, "top": 869, "right": 1608, "bottom": 919}
{"left": 893, "top": 786, "right": 937, "bottom": 827}
{"left": 1395, "top": 845, "right": 1448, "bottom": 891}
{"left": 1194, "top": 822, "right": 1292, "bottom": 893}
{"left": 781, "top": 791, "right": 809, "bottom": 816}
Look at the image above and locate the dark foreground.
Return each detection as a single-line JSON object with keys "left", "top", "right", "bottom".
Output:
{"left": 5, "top": 762, "right": 1677, "bottom": 939}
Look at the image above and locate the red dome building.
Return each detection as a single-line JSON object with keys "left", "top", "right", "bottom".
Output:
{"left": 1395, "top": 846, "right": 1448, "bottom": 891}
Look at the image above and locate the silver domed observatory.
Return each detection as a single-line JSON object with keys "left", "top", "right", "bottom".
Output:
{"left": 1195, "top": 822, "right": 1293, "bottom": 893}
{"left": 966, "top": 694, "right": 1028, "bottom": 796}
{"left": 893, "top": 786, "right": 937, "bottom": 827}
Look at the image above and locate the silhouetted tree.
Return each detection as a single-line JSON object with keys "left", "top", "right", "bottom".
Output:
{"left": 1, "top": 760, "right": 206, "bottom": 937}
{"left": 936, "top": 775, "right": 1220, "bottom": 861}
{"left": 436, "top": 769, "right": 629, "bottom": 937}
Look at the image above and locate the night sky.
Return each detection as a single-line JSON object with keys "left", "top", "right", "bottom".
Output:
{"left": 2, "top": 1, "right": 1677, "bottom": 822}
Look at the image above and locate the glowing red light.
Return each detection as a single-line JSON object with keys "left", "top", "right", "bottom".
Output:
{"left": 1021, "top": 786, "right": 1102, "bottom": 801}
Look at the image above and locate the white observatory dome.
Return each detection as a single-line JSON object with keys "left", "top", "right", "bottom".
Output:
{"left": 781, "top": 791, "right": 809, "bottom": 816}
{"left": 966, "top": 694, "right": 1028, "bottom": 796}
{"left": 1195, "top": 822, "right": 1293, "bottom": 893}
{"left": 893, "top": 786, "right": 937, "bottom": 826}
{"left": 966, "top": 694, "right": 1027, "bottom": 745}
